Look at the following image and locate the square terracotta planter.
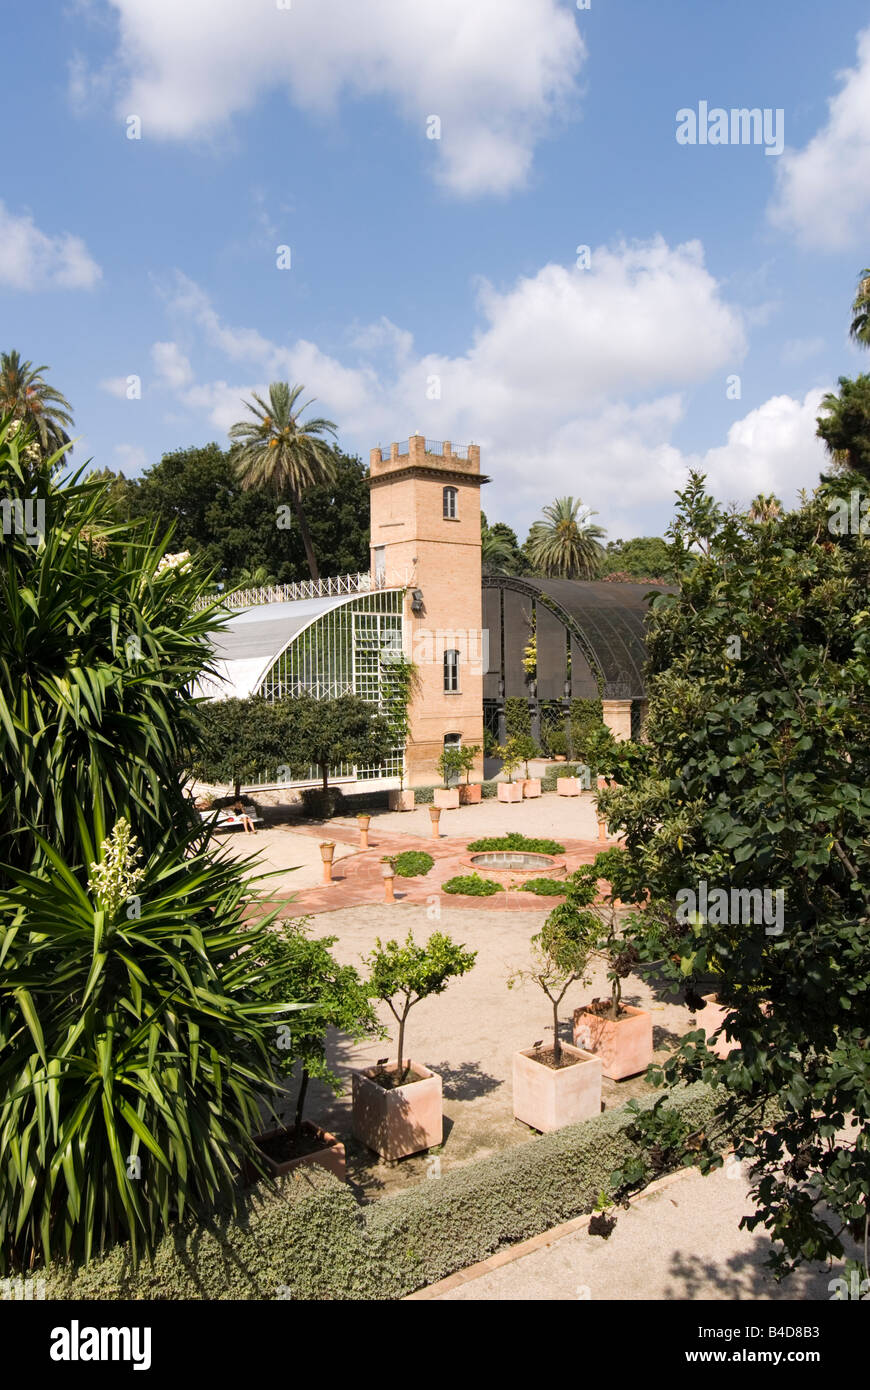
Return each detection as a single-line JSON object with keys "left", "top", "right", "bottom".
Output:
{"left": 247, "top": 1121, "right": 346, "bottom": 1183}
{"left": 513, "top": 1043, "right": 602, "bottom": 1132}
{"left": 458, "top": 783, "right": 482, "bottom": 805}
{"left": 557, "top": 777, "right": 580, "bottom": 796}
{"left": 522, "top": 778, "right": 542, "bottom": 798}
{"left": 434, "top": 788, "right": 460, "bottom": 810}
{"left": 497, "top": 782, "right": 523, "bottom": 803}
{"left": 388, "top": 789, "right": 415, "bottom": 812}
{"left": 573, "top": 1003, "right": 653, "bottom": 1080}
{"left": 352, "top": 1062, "right": 442, "bottom": 1160}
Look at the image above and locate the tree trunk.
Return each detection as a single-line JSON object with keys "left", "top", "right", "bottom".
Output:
{"left": 397, "top": 1008, "right": 409, "bottom": 1083}
{"left": 294, "top": 1066, "right": 310, "bottom": 1147}
{"left": 610, "top": 973, "right": 620, "bottom": 1021}
{"left": 553, "top": 999, "right": 561, "bottom": 1066}
{"left": 292, "top": 490, "right": 319, "bottom": 581}
{"left": 321, "top": 764, "right": 329, "bottom": 792}
{"left": 234, "top": 779, "right": 241, "bottom": 798}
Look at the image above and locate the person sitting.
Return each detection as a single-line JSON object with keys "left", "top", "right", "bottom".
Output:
{"left": 232, "top": 798, "right": 257, "bottom": 834}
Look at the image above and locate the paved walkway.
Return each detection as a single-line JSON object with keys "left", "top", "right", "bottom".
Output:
{"left": 412, "top": 1164, "right": 855, "bottom": 1301}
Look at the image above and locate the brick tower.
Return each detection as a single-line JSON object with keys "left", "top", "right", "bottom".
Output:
{"left": 369, "top": 434, "right": 487, "bottom": 787}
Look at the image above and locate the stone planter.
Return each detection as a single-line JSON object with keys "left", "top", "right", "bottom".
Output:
{"left": 522, "top": 778, "right": 542, "bottom": 799}
{"left": 352, "top": 1062, "right": 442, "bottom": 1160}
{"left": 573, "top": 1002, "right": 653, "bottom": 1080}
{"left": 497, "top": 782, "right": 523, "bottom": 803}
{"left": 512, "top": 1043, "right": 602, "bottom": 1133}
{"left": 458, "top": 783, "right": 482, "bottom": 805}
{"left": 434, "top": 788, "right": 460, "bottom": 810}
{"left": 557, "top": 777, "right": 580, "bottom": 796}
{"left": 388, "top": 789, "right": 415, "bottom": 812}
{"left": 247, "top": 1121, "right": 346, "bottom": 1183}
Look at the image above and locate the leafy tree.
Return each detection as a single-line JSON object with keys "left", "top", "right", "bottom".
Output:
{"left": 229, "top": 382, "right": 337, "bottom": 582}
{"left": 380, "top": 652, "right": 418, "bottom": 789}
{"left": 600, "top": 536, "right": 677, "bottom": 581}
{"left": 436, "top": 744, "right": 465, "bottom": 788}
{"left": 816, "top": 375, "right": 870, "bottom": 481}
{"left": 0, "top": 351, "right": 74, "bottom": 461}
{"left": 598, "top": 470, "right": 870, "bottom": 1281}
{"left": 366, "top": 931, "right": 476, "bottom": 1081}
{"left": 186, "top": 696, "right": 290, "bottom": 796}
{"left": 508, "top": 902, "right": 596, "bottom": 1064}
{"left": 526, "top": 496, "right": 606, "bottom": 579}
{"left": 257, "top": 919, "right": 384, "bottom": 1144}
{"left": 481, "top": 513, "right": 522, "bottom": 574}
{"left": 111, "top": 443, "right": 370, "bottom": 586}
{"left": 285, "top": 695, "right": 393, "bottom": 792}
{"left": 558, "top": 851, "right": 641, "bottom": 1020}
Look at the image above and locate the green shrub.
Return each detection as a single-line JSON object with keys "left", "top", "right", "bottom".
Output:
{"left": 517, "top": 877, "right": 567, "bottom": 896}
{"left": 393, "top": 851, "right": 435, "bottom": 878}
{"left": 466, "top": 832, "right": 565, "bottom": 855}
{"left": 46, "top": 1084, "right": 720, "bottom": 1300}
{"left": 505, "top": 697, "right": 531, "bottom": 737}
{"left": 442, "top": 873, "right": 504, "bottom": 896}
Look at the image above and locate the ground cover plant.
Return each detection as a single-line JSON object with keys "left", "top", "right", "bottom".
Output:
{"left": 442, "top": 873, "right": 504, "bottom": 896}
{"left": 392, "top": 851, "right": 434, "bottom": 878}
{"left": 467, "top": 833, "right": 565, "bottom": 855}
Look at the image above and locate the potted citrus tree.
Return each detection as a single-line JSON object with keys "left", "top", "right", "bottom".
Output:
{"left": 569, "top": 850, "right": 653, "bottom": 1080}
{"left": 248, "top": 920, "right": 385, "bottom": 1182}
{"left": 513, "top": 732, "right": 542, "bottom": 798}
{"left": 457, "top": 743, "right": 482, "bottom": 804}
{"left": 508, "top": 908, "right": 602, "bottom": 1131}
{"left": 352, "top": 930, "right": 476, "bottom": 1159}
{"left": 434, "top": 745, "right": 463, "bottom": 809}
{"left": 496, "top": 737, "right": 524, "bottom": 803}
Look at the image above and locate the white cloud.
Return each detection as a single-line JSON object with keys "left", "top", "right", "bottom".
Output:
{"left": 92, "top": 0, "right": 585, "bottom": 195}
{"left": 0, "top": 202, "right": 101, "bottom": 291}
{"left": 114, "top": 442, "right": 148, "bottom": 473}
{"left": 151, "top": 341, "right": 193, "bottom": 390}
{"left": 100, "top": 376, "right": 133, "bottom": 399}
{"left": 769, "top": 27, "right": 870, "bottom": 250}
{"left": 149, "top": 238, "right": 763, "bottom": 529}
{"left": 695, "top": 390, "right": 829, "bottom": 504}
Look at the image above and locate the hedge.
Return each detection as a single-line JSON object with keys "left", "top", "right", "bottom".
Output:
{"left": 44, "top": 1083, "right": 718, "bottom": 1301}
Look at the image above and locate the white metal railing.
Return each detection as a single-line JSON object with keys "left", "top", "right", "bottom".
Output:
{"left": 195, "top": 571, "right": 374, "bottom": 611}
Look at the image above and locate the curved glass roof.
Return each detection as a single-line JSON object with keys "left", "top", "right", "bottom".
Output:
{"left": 194, "top": 594, "right": 355, "bottom": 700}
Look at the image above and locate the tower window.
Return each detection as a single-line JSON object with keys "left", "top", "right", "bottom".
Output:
{"left": 443, "top": 486, "right": 458, "bottom": 519}
{"left": 374, "top": 546, "right": 386, "bottom": 583}
{"left": 443, "top": 649, "right": 460, "bottom": 693}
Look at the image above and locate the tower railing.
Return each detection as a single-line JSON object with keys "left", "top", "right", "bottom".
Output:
{"left": 194, "top": 571, "right": 374, "bottom": 611}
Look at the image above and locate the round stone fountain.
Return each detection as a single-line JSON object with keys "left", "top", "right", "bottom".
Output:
{"left": 463, "top": 849, "right": 567, "bottom": 886}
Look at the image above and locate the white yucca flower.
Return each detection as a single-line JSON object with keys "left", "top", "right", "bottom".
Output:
{"left": 87, "top": 818, "right": 146, "bottom": 919}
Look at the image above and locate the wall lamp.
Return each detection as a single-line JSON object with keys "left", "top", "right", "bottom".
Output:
{"left": 411, "top": 589, "right": 425, "bottom": 614}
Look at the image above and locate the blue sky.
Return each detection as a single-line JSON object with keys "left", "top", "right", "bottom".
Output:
{"left": 3, "top": 0, "right": 870, "bottom": 541}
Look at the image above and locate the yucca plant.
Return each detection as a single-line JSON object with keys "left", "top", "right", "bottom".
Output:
{"left": 0, "top": 418, "right": 303, "bottom": 1272}
{"left": 0, "top": 810, "right": 301, "bottom": 1272}
{"left": 0, "top": 414, "right": 227, "bottom": 874}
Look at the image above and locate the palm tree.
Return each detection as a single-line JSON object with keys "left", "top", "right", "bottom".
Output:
{"left": 817, "top": 375, "right": 870, "bottom": 479}
{"left": 229, "top": 382, "right": 337, "bottom": 581}
{"left": 525, "top": 496, "right": 606, "bottom": 579}
{"left": 748, "top": 493, "right": 782, "bottom": 523}
{"left": 481, "top": 524, "right": 517, "bottom": 575}
{"left": 0, "top": 350, "right": 74, "bottom": 459}
{"left": 849, "top": 269, "right": 870, "bottom": 349}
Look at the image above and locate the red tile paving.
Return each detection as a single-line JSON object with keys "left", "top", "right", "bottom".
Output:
{"left": 254, "top": 824, "right": 617, "bottom": 915}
